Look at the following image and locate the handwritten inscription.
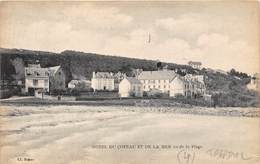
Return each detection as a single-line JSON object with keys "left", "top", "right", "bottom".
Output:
{"left": 91, "top": 145, "right": 254, "bottom": 163}
{"left": 206, "top": 148, "right": 252, "bottom": 161}
{"left": 177, "top": 149, "right": 196, "bottom": 164}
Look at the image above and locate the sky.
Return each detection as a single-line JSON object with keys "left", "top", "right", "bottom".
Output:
{"left": 0, "top": 1, "right": 259, "bottom": 74}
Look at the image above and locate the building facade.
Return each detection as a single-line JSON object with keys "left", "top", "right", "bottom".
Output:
{"left": 137, "top": 70, "right": 206, "bottom": 98}
{"left": 183, "top": 74, "right": 206, "bottom": 98}
{"left": 25, "top": 64, "right": 65, "bottom": 96}
{"left": 137, "top": 70, "right": 177, "bottom": 94}
{"left": 48, "top": 66, "right": 66, "bottom": 91}
{"left": 119, "top": 77, "right": 143, "bottom": 97}
{"left": 169, "top": 76, "right": 186, "bottom": 97}
{"left": 114, "top": 72, "right": 126, "bottom": 90}
{"left": 247, "top": 73, "right": 260, "bottom": 91}
{"left": 91, "top": 72, "right": 115, "bottom": 91}
{"left": 25, "top": 64, "right": 49, "bottom": 96}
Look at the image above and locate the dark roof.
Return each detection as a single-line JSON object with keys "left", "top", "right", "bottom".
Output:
{"left": 25, "top": 65, "right": 61, "bottom": 78}
{"left": 138, "top": 70, "right": 176, "bottom": 80}
{"left": 48, "top": 66, "right": 61, "bottom": 76}
{"left": 125, "top": 77, "right": 142, "bottom": 84}
{"left": 188, "top": 61, "right": 202, "bottom": 65}
{"left": 25, "top": 67, "right": 49, "bottom": 78}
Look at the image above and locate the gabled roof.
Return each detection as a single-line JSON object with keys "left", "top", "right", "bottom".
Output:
{"left": 48, "top": 66, "right": 61, "bottom": 76}
{"left": 25, "top": 67, "right": 49, "bottom": 78}
{"left": 25, "top": 65, "right": 61, "bottom": 78}
{"left": 138, "top": 70, "right": 177, "bottom": 80}
{"left": 184, "top": 74, "right": 205, "bottom": 84}
{"left": 125, "top": 77, "right": 142, "bottom": 84}
{"left": 188, "top": 61, "right": 202, "bottom": 65}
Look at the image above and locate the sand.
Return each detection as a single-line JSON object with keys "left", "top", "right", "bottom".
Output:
{"left": 0, "top": 105, "right": 259, "bottom": 164}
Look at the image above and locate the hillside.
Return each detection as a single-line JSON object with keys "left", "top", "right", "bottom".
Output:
{"left": 0, "top": 48, "right": 194, "bottom": 84}
{"left": 0, "top": 48, "right": 258, "bottom": 107}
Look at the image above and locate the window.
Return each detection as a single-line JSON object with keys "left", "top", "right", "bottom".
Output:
{"left": 33, "top": 79, "right": 38, "bottom": 86}
{"left": 44, "top": 80, "right": 48, "bottom": 86}
{"left": 164, "top": 85, "right": 166, "bottom": 88}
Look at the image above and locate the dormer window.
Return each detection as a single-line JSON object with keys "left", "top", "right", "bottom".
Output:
{"left": 26, "top": 70, "right": 31, "bottom": 76}
{"left": 34, "top": 71, "right": 39, "bottom": 76}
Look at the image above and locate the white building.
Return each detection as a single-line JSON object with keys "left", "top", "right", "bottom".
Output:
{"left": 137, "top": 70, "right": 177, "bottom": 94}
{"left": 137, "top": 70, "right": 206, "bottom": 98}
{"left": 25, "top": 64, "right": 65, "bottom": 96}
{"left": 91, "top": 72, "right": 115, "bottom": 91}
{"left": 68, "top": 80, "right": 80, "bottom": 89}
{"left": 188, "top": 61, "right": 202, "bottom": 69}
{"left": 169, "top": 76, "right": 186, "bottom": 97}
{"left": 114, "top": 72, "right": 126, "bottom": 90}
{"left": 25, "top": 64, "right": 49, "bottom": 96}
{"left": 119, "top": 77, "right": 143, "bottom": 97}
{"left": 247, "top": 73, "right": 260, "bottom": 91}
{"left": 68, "top": 80, "right": 91, "bottom": 89}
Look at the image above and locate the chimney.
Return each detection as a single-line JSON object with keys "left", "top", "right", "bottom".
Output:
{"left": 92, "top": 72, "right": 96, "bottom": 78}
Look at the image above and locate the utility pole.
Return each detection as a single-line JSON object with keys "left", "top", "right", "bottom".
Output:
{"left": 148, "top": 33, "right": 151, "bottom": 43}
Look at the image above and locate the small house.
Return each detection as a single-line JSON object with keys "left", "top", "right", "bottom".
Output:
{"left": 119, "top": 77, "right": 143, "bottom": 97}
{"left": 25, "top": 64, "right": 49, "bottom": 96}
{"left": 247, "top": 73, "right": 260, "bottom": 91}
{"left": 68, "top": 79, "right": 91, "bottom": 90}
{"left": 25, "top": 64, "right": 65, "bottom": 96}
{"left": 188, "top": 61, "right": 202, "bottom": 69}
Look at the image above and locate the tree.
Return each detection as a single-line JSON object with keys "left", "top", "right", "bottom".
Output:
{"left": 156, "top": 61, "right": 162, "bottom": 70}
{"left": 0, "top": 55, "right": 16, "bottom": 81}
{"left": 229, "top": 68, "right": 249, "bottom": 79}
{"left": 11, "top": 57, "right": 25, "bottom": 81}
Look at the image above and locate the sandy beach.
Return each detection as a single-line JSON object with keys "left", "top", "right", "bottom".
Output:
{"left": 0, "top": 105, "right": 259, "bottom": 164}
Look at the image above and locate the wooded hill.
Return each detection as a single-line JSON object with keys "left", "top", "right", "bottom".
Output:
{"left": 0, "top": 48, "right": 258, "bottom": 107}
{"left": 0, "top": 48, "right": 195, "bottom": 83}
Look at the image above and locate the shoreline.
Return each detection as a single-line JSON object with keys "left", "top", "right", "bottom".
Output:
{"left": 1, "top": 98, "right": 259, "bottom": 118}
{"left": 0, "top": 96, "right": 259, "bottom": 108}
